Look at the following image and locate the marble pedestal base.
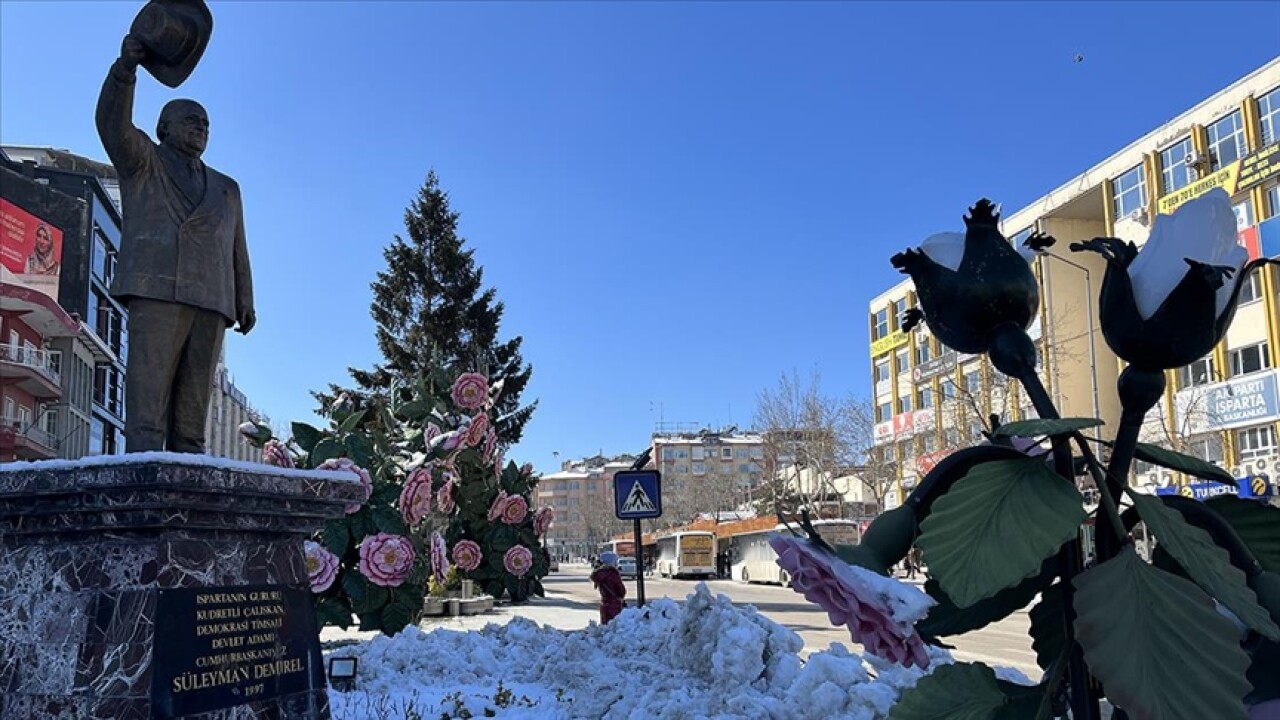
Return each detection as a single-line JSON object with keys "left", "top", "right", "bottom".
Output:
{"left": 0, "top": 454, "right": 365, "bottom": 720}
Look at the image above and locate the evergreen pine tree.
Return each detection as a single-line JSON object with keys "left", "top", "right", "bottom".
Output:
{"left": 325, "top": 171, "right": 535, "bottom": 444}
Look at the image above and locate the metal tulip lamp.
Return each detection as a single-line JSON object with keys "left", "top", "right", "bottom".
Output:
{"left": 778, "top": 192, "right": 1280, "bottom": 720}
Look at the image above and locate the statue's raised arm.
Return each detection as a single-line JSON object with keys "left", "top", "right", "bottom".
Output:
{"left": 95, "top": 34, "right": 150, "bottom": 178}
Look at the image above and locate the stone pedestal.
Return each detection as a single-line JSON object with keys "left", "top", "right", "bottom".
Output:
{"left": 0, "top": 454, "right": 365, "bottom": 720}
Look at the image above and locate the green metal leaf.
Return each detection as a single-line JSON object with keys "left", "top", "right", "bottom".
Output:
{"left": 372, "top": 506, "right": 408, "bottom": 536}
{"left": 992, "top": 418, "right": 1101, "bottom": 438}
{"left": 379, "top": 603, "right": 412, "bottom": 635}
{"left": 322, "top": 519, "right": 351, "bottom": 558}
{"left": 1206, "top": 496, "right": 1280, "bottom": 573}
{"left": 338, "top": 409, "right": 368, "bottom": 435}
{"left": 344, "top": 432, "right": 375, "bottom": 470}
{"left": 887, "top": 662, "right": 1007, "bottom": 720}
{"left": 918, "top": 557, "right": 1055, "bottom": 639}
{"left": 1131, "top": 494, "right": 1280, "bottom": 640}
{"left": 310, "top": 437, "right": 344, "bottom": 467}
{"left": 993, "top": 680, "right": 1045, "bottom": 720}
{"left": 1134, "top": 442, "right": 1234, "bottom": 484}
{"left": 918, "top": 457, "right": 1086, "bottom": 608}
{"left": 1028, "top": 583, "right": 1065, "bottom": 673}
{"left": 291, "top": 422, "right": 323, "bottom": 453}
{"left": 1073, "top": 548, "right": 1251, "bottom": 720}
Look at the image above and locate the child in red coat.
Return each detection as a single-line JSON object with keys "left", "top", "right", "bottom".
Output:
{"left": 590, "top": 552, "right": 627, "bottom": 624}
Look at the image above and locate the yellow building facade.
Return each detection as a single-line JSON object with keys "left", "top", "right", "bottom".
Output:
{"left": 868, "top": 57, "right": 1280, "bottom": 504}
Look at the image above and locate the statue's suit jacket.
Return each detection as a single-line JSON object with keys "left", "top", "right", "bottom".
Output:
{"left": 95, "top": 61, "right": 252, "bottom": 325}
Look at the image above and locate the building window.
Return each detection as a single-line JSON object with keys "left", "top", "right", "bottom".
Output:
{"left": 965, "top": 370, "right": 981, "bottom": 394}
{"left": 1236, "top": 199, "right": 1255, "bottom": 231}
{"left": 1207, "top": 111, "right": 1247, "bottom": 170}
{"left": 892, "top": 299, "right": 907, "bottom": 330}
{"left": 1185, "top": 435, "right": 1224, "bottom": 464}
{"left": 895, "top": 348, "right": 910, "bottom": 376}
{"left": 922, "top": 434, "right": 937, "bottom": 453}
{"left": 692, "top": 462, "right": 705, "bottom": 475}
{"left": 874, "top": 308, "right": 889, "bottom": 339}
{"left": 691, "top": 446, "right": 705, "bottom": 460}
{"left": 917, "top": 387, "right": 934, "bottom": 410}
{"left": 915, "top": 338, "right": 932, "bottom": 366}
{"left": 1237, "top": 425, "right": 1277, "bottom": 460}
{"left": 1112, "top": 164, "right": 1147, "bottom": 219}
{"left": 1269, "top": 184, "right": 1280, "bottom": 217}
{"left": 1229, "top": 342, "right": 1270, "bottom": 377}
{"left": 944, "top": 427, "right": 960, "bottom": 448}
{"left": 1259, "top": 87, "right": 1280, "bottom": 147}
{"left": 968, "top": 419, "right": 985, "bottom": 442}
{"left": 663, "top": 447, "right": 680, "bottom": 461}
{"left": 941, "top": 379, "right": 957, "bottom": 400}
{"left": 897, "top": 395, "right": 912, "bottom": 414}
{"left": 875, "top": 360, "right": 891, "bottom": 384}
{"left": 1160, "top": 138, "right": 1195, "bottom": 193}
{"left": 1008, "top": 227, "right": 1033, "bottom": 249}
{"left": 721, "top": 447, "right": 732, "bottom": 460}
{"left": 1239, "top": 269, "right": 1262, "bottom": 305}
{"left": 1179, "top": 356, "right": 1216, "bottom": 388}
{"left": 877, "top": 402, "right": 892, "bottom": 422}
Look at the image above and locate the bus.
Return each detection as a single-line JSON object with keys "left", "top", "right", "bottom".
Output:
{"left": 599, "top": 540, "right": 636, "bottom": 558}
{"left": 728, "top": 519, "right": 861, "bottom": 586}
{"left": 655, "top": 531, "right": 716, "bottom": 578}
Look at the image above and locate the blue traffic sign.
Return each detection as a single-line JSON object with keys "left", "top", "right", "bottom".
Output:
{"left": 614, "top": 470, "right": 662, "bottom": 520}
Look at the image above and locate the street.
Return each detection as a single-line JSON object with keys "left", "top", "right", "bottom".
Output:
{"left": 541, "top": 566, "right": 1040, "bottom": 679}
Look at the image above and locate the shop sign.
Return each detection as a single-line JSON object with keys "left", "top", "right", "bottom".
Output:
{"left": 874, "top": 421, "right": 894, "bottom": 445}
{"left": 1236, "top": 142, "right": 1280, "bottom": 193}
{"left": 913, "top": 352, "right": 956, "bottom": 384}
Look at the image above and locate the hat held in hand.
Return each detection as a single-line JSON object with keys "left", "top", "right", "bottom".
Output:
{"left": 129, "top": 0, "right": 213, "bottom": 88}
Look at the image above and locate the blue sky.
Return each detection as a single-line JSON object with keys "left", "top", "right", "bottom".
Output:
{"left": 2, "top": 1, "right": 1278, "bottom": 473}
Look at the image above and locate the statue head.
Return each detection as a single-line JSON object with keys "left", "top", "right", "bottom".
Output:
{"left": 156, "top": 98, "right": 208, "bottom": 158}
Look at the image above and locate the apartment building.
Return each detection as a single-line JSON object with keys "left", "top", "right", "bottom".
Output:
{"left": 867, "top": 57, "right": 1280, "bottom": 504}
{"left": 537, "top": 453, "right": 638, "bottom": 561}
{"left": 204, "top": 346, "right": 268, "bottom": 462}
{"left": 651, "top": 426, "right": 765, "bottom": 524}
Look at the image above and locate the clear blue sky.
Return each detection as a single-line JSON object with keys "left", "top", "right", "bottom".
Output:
{"left": 3, "top": 2, "right": 1278, "bottom": 473}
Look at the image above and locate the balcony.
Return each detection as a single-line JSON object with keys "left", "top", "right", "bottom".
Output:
{"left": 0, "top": 415, "right": 56, "bottom": 461}
{"left": 0, "top": 344, "right": 62, "bottom": 398}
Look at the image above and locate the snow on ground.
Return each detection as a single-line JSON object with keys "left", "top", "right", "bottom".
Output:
{"left": 326, "top": 583, "right": 991, "bottom": 720}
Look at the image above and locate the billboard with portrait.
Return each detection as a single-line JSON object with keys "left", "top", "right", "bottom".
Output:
{"left": 0, "top": 198, "right": 63, "bottom": 300}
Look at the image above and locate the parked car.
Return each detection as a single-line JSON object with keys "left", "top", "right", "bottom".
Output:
{"left": 617, "top": 557, "right": 638, "bottom": 579}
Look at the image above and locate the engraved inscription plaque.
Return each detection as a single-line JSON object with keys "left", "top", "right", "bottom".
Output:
{"left": 151, "top": 584, "right": 326, "bottom": 718}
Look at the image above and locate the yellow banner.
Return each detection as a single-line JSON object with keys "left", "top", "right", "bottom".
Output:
{"left": 1157, "top": 161, "right": 1241, "bottom": 215}
{"left": 870, "top": 329, "right": 908, "bottom": 357}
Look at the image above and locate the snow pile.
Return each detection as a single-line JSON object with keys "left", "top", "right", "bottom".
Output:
{"left": 327, "top": 583, "right": 963, "bottom": 720}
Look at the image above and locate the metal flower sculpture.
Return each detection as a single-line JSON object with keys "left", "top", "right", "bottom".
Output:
{"left": 890, "top": 199, "right": 1054, "bottom": 354}
{"left": 1070, "top": 188, "right": 1273, "bottom": 371}
{"left": 793, "top": 195, "right": 1280, "bottom": 720}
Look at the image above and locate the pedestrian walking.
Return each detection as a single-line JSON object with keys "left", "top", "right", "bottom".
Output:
{"left": 591, "top": 552, "right": 626, "bottom": 625}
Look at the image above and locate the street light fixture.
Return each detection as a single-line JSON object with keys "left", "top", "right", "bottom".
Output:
{"left": 1036, "top": 246, "right": 1102, "bottom": 439}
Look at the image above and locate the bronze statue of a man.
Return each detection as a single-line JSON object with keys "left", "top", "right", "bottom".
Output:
{"left": 96, "top": 30, "right": 255, "bottom": 453}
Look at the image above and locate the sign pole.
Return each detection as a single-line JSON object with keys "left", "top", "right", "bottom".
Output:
{"left": 633, "top": 517, "right": 645, "bottom": 607}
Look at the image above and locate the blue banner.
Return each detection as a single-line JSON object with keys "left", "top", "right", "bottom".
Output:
{"left": 1155, "top": 476, "right": 1273, "bottom": 501}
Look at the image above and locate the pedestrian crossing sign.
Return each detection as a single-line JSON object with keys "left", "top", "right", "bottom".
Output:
{"left": 614, "top": 470, "right": 662, "bottom": 520}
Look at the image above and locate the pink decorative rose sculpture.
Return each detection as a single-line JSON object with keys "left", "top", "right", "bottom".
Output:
{"left": 358, "top": 533, "right": 415, "bottom": 588}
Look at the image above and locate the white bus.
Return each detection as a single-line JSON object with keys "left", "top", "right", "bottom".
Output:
{"left": 655, "top": 531, "right": 716, "bottom": 578}
{"left": 729, "top": 519, "right": 861, "bottom": 586}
